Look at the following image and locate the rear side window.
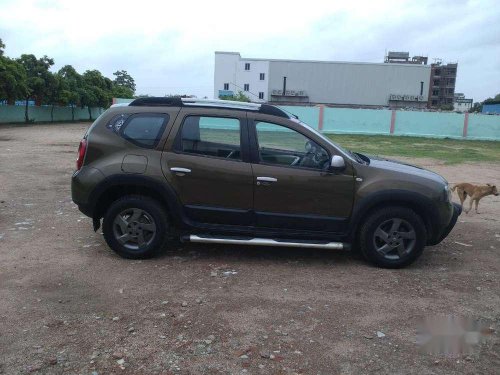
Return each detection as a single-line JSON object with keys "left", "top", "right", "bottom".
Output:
{"left": 175, "top": 116, "right": 241, "bottom": 160}
{"left": 119, "top": 113, "right": 169, "bottom": 148}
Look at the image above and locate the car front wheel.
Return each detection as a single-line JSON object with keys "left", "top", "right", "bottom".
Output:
{"left": 102, "top": 195, "right": 170, "bottom": 259}
{"left": 359, "top": 207, "right": 427, "bottom": 268}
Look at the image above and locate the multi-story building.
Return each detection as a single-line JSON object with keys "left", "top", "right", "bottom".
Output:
{"left": 428, "top": 61, "right": 458, "bottom": 108}
{"left": 453, "top": 93, "right": 473, "bottom": 112}
{"left": 214, "top": 51, "right": 431, "bottom": 108}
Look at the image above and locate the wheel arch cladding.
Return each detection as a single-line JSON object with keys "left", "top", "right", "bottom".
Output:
{"left": 349, "top": 190, "right": 438, "bottom": 241}
{"left": 89, "top": 175, "right": 183, "bottom": 224}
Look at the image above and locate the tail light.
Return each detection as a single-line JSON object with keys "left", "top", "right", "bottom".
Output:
{"left": 76, "top": 138, "right": 87, "bottom": 171}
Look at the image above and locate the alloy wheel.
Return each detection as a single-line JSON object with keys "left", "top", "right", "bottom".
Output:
{"left": 373, "top": 218, "right": 416, "bottom": 260}
{"left": 112, "top": 208, "right": 157, "bottom": 251}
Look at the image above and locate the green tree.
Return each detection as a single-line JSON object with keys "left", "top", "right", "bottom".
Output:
{"left": 220, "top": 91, "right": 250, "bottom": 102}
{"left": 113, "top": 70, "right": 136, "bottom": 94}
{"left": 0, "top": 39, "right": 28, "bottom": 104}
{"left": 58, "top": 66, "right": 81, "bottom": 120}
{"left": 483, "top": 93, "right": 500, "bottom": 103}
{"left": 469, "top": 102, "right": 482, "bottom": 113}
{"left": 81, "top": 69, "right": 113, "bottom": 120}
{"left": 112, "top": 84, "right": 134, "bottom": 99}
{"left": 44, "top": 73, "right": 64, "bottom": 121}
{"left": 58, "top": 65, "right": 82, "bottom": 121}
{"left": 16, "top": 54, "right": 54, "bottom": 122}
{"left": 439, "top": 104, "right": 454, "bottom": 111}
{"left": 0, "top": 56, "right": 28, "bottom": 104}
{"left": 468, "top": 93, "right": 500, "bottom": 113}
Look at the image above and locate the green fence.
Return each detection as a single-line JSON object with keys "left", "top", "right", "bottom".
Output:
{"left": 279, "top": 106, "right": 320, "bottom": 128}
{"left": 0, "top": 105, "right": 104, "bottom": 123}
{"left": 467, "top": 114, "right": 500, "bottom": 140}
{"left": 280, "top": 106, "right": 500, "bottom": 141}
{"left": 322, "top": 108, "right": 391, "bottom": 135}
{"left": 392, "top": 111, "right": 464, "bottom": 138}
{"left": 4, "top": 101, "right": 498, "bottom": 141}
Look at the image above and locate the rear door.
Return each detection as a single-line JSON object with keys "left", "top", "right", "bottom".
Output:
{"left": 161, "top": 108, "right": 254, "bottom": 226}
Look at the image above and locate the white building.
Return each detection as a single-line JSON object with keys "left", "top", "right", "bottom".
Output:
{"left": 453, "top": 93, "right": 473, "bottom": 112}
{"left": 214, "top": 51, "right": 432, "bottom": 108}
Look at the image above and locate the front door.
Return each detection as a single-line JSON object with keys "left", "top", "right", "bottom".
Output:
{"left": 251, "top": 120, "right": 354, "bottom": 233}
{"left": 162, "top": 109, "right": 253, "bottom": 225}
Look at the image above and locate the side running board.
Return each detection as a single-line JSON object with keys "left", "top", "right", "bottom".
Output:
{"left": 187, "top": 235, "right": 345, "bottom": 250}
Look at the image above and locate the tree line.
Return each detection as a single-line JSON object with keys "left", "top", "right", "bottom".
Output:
{"left": 0, "top": 38, "right": 135, "bottom": 122}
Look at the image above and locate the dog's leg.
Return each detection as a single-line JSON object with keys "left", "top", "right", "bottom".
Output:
{"left": 465, "top": 197, "right": 473, "bottom": 214}
{"left": 458, "top": 192, "right": 465, "bottom": 208}
{"left": 474, "top": 199, "right": 480, "bottom": 214}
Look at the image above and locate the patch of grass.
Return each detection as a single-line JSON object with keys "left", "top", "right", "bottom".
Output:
{"left": 326, "top": 134, "right": 500, "bottom": 164}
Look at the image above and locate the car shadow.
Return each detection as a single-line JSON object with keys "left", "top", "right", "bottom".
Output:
{"left": 156, "top": 242, "right": 363, "bottom": 267}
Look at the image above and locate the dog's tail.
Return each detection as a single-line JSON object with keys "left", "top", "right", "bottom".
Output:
{"left": 451, "top": 184, "right": 457, "bottom": 192}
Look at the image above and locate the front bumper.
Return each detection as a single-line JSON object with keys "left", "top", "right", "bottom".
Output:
{"left": 428, "top": 202, "right": 461, "bottom": 246}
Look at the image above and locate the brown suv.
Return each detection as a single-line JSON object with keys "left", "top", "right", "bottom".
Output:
{"left": 71, "top": 97, "right": 461, "bottom": 268}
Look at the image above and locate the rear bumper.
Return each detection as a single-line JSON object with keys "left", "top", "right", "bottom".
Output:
{"left": 71, "top": 167, "right": 105, "bottom": 218}
{"left": 76, "top": 202, "right": 93, "bottom": 218}
{"left": 428, "top": 202, "right": 461, "bottom": 246}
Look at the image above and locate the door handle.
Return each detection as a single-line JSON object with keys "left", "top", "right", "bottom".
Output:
{"left": 170, "top": 167, "right": 191, "bottom": 175}
{"left": 256, "top": 176, "right": 277, "bottom": 185}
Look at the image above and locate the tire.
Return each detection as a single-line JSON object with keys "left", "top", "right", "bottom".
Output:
{"left": 358, "top": 206, "right": 426, "bottom": 268}
{"left": 102, "top": 195, "right": 170, "bottom": 259}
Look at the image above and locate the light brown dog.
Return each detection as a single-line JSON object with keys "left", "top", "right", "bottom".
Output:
{"left": 452, "top": 183, "right": 499, "bottom": 214}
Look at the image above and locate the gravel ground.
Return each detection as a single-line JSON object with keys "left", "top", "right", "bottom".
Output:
{"left": 0, "top": 123, "right": 499, "bottom": 374}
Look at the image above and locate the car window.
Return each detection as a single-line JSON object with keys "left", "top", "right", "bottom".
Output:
{"left": 121, "top": 114, "right": 169, "bottom": 148}
{"left": 255, "top": 121, "right": 329, "bottom": 169}
{"left": 176, "top": 116, "right": 241, "bottom": 160}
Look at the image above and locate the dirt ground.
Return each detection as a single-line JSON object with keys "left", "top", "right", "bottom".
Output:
{"left": 0, "top": 123, "right": 499, "bottom": 375}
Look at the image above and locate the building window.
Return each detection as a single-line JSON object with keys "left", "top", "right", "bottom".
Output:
{"left": 245, "top": 63, "right": 250, "bottom": 71}
{"left": 259, "top": 73, "right": 265, "bottom": 80}
{"left": 420, "top": 81, "right": 424, "bottom": 96}
{"left": 259, "top": 92, "right": 264, "bottom": 100}
{"left": 244, "top": 84, "right": 249, "bottom": 91}
{"left": 223, "top": 83, "right": 229, "bottom": 90}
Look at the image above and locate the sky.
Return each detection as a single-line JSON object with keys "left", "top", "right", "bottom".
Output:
{"left": 1, "top": 0, "right": 499, "bottom": 102}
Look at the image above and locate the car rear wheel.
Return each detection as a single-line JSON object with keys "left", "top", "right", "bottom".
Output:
{"left": 359, "top": 207, "right": 426, "bottom": 268}
{"left": 103, "top": 195, "right": 170, "bottom": 259}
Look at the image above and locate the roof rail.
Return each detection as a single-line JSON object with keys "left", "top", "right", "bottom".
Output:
{"left": 129, "top": 97, "right": 183, "bottom": 107}
{"left": 181, "top": 98, "right": 261, "bottom": 111}
{"left": 126, "top": 97, "right": 289, "bottom": 118}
